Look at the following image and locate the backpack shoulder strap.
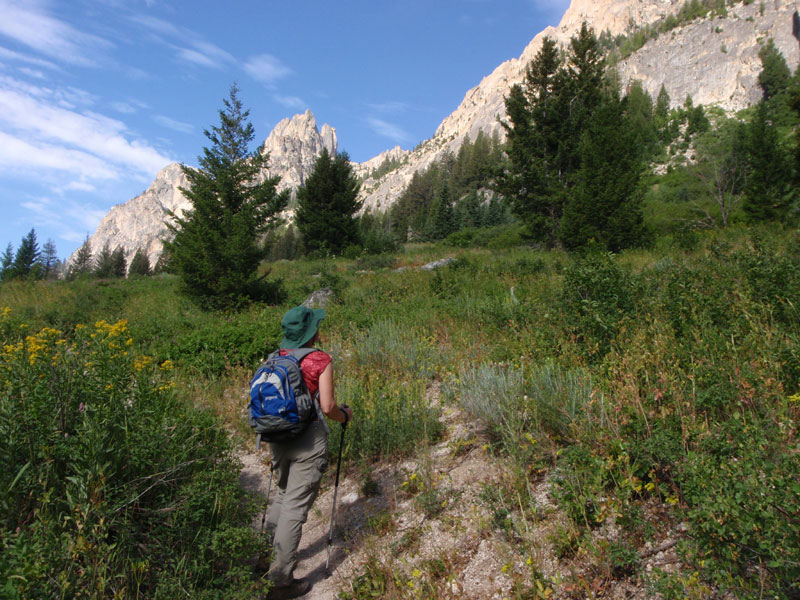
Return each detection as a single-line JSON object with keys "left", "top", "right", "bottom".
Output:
{"left": 284, "top": 348, "right": 319, "bottom": 363}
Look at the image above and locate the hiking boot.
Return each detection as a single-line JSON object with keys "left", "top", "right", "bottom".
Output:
{"left": 265, "top": 578, "right": 311, "bottom": 600}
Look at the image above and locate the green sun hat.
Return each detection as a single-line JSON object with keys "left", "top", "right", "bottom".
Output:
{"left": 279, "top": 306, "right": 326, "bottom": 349}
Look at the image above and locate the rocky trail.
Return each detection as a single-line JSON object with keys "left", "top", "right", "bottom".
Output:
{"left": 238, "top": 384, "right": 682, "bottom": 599}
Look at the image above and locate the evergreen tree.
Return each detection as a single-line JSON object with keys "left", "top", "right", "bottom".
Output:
{"left": 0, "top": 243, "right": 14, "bottom": 282}
{"left": 497, "top": 24, "right": 605, "bottom": 246}
{"left": 758, "top": 39, "right": 791, "bottom": 102}
{"left": 456, "top": 191, "right": 482, "bottom": 229}
{"left": 559, "top": 93, "right": 645, "bottom": 251}
{"left": 743, "top": 101, "right": 794, "bottom": 222}
{"left": 426, "top": 181, "right": 456, "bottom": 240}
{"left": 94, "top": 243, "right": 115, "bottom": 278}
{"left": 128, "top": 247, "right": 151, "bottom": 277}
{"left": 12, "top": 229, "right": 40, "bottom": 279}
{"left": 39, "top": 239, "right": 59, "bottom": 280}
{"left": 655, "top": 84, "right": 672, "bottom": 142}
{"left": 295, "top": 148, "right": 362, "bottom": 255}
{"left": 68, "top": 235, "right": 94, "bottom": 280}
{"left": 497, "top": 35, "right": 565, "bottom": 245}
{"left": 164, "top": 84, "right": 289, "bottom": 308}
{"left": 111, "top": 246, "right": 127, "bottom": 278}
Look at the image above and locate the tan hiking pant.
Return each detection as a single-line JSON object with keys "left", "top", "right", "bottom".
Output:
{"left": 266, "top": 421, "right": 329, "bottom": 585}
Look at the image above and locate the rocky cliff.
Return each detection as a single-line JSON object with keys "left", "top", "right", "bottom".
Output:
{"left": 74, "top": 0, "right": 800, "bottom": 268}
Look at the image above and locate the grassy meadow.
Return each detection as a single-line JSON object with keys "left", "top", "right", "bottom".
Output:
{"left": 1, "top": 223, "right": 799, "bottom": 598}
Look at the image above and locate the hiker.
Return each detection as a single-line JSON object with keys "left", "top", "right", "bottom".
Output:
{"left": 263, "top": 306, "right": 353, "bottom": 600}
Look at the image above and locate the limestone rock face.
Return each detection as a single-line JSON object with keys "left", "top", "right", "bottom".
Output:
{"left": 74, "top": 162, "right": 190, "bottom": 271}
{"left": 616, "top": 0, "right": 800, "bottom": 111}
{"left": 259, "top": 109, "right": 338, "bottom": 192}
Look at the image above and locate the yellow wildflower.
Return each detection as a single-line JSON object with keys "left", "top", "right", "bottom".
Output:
{"left": 412, "top": 569, "right": 421, "bottom": 578}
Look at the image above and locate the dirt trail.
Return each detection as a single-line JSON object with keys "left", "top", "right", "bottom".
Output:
{"left": 238, "top": 384, "right": 681, "bottom": 599}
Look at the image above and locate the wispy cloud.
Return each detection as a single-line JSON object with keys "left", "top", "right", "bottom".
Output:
{"left": 366, "top": 117, "right": 412, "bottom": 143}
{"left": 0, "top": 45, "right": 59, "bottom": 71}
{"left": 132, "top": 14, "right": 234, "bottom": 70}
{"left": 367, "top": 101, "right": 409, "bottom": 114}
{"left": 0, "top": 0, "right": 112, "bottom": 66}
{"left": 110, "top": 99, "right": 149, "bottom": 114}
{"left": 0, "top": 77, "right": 172, "bottom": 182}
{"left": 273, "top": 94, "right": 305, "bottom": 110}
{"left": 154, "top": 114, "right": 193, "bottom": 134}
{"left": 244, "top": 53, "right": 292, "bottom": 86}
{"left": 20, "top": 195, "right": 107, "bottom": 243}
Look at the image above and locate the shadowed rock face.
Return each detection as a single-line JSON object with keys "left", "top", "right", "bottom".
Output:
{"left": 77, "top": 0, "right": 800, "bottom": 269}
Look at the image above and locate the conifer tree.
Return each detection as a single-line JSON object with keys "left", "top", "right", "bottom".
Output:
{"left": 426, "top": 181, "right": 456, "bottom": 240}
{"left": 39, "top": 239, "right": 59, "bottom": 280}
{"left": 12, "top": 229, "right": 40, "bottom": 279}
{"left": 128, "top": 247, "right": 151, "bottom": 277}
{"left": 497, "top": 35, "right": 565, "bottom": 244}
{"left": 559, "top": 93, "right": 645, "bottom": 251}
{"left": 165, "top": 84, "right": 289, "bottom": 308}
{"left": 743, "top": 101, "right": 793, "bottom": 222}
{"left": 0, "top": 243, "right": 14, "bottom": 282}
{"left": 497, "top": 24, "right": 605, "bottom": 246}
{"left": 94, "top": 243, "right": 115, "bottom": 278}
{"left": 295, "top": 148, "right": 362, "bottom": 255}
{"left": 758, "top": 38, "right": 791, "bottom": 102}
{"left": 68, "top": 236, "right": 94, "bottom": 280}
{"left": 111, "top": 247, "right": 127, "bottom": 278}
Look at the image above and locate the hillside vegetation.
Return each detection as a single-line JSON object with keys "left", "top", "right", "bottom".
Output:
{"left": 1, "top": 223, "right": 799, "bottom": 598}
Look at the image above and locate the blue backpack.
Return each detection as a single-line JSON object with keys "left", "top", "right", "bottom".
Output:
{"left": 249, "top": 348, "right": 317, "bottom": 445}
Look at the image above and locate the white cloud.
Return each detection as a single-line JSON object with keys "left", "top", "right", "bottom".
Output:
{"left": 0, "top": 79, "right": 172, "bottom": 181}
{"left": 132, "top": 14, "right": 234, "bottom": 70}
{"left": 366, "top": 117, "right": 412, "bottom": 143}
{"left": 273, "top": 95, "right": 305, "bottom": 110}
{"left": 367, "top": 101, "right": 409, "bottom": 114}
{"left": 244, "top": 54, "right": 292, "bottom": 86}
{"left": 0, "top": 45, "right": 59, "bottom": 70}
{"left": 0, "top": 0, "right": 111, "bottom": 66}
{"left": 154, "top": 114, "right": 193, "bottom": 134}
{"left": 19, "top": 195, "right": 107, "bottom": 243}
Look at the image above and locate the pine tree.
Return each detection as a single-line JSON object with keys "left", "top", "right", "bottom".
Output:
{"left": 39, "top": 239, "right": 59, "bottom": 280}
{"left": 111, "top": 246, "right": 127, "bottom": 278}
{"left": 497, "top": 35, "right": 565, "bottom": 244}
{"left": 0, "top": 243, "right": 14, "bottom": 282}
{"left": 94, "top": 243, "right": 115, "bottom": 278}
{"left": 758, "top": 39, "right": 791, "bottom": 102}
{"left": 164, "top": 84, "right": 289, "bottom": 308}
{"left": 128, "top": 247, "right": 151, "bottom": 277}
{"left": 12, "top": 229, "right": 40, "bottom": 279}
{"left": 67, "top": 235, "right": 94, "bottom": 280}
{"left": 655, "top": 84, "right": 671, "bottom": 142}
{"left": 426, "top": 181, "right": 456, "bottom": 240}
{"left": 559, "top": 93, "right": 645, "bottom": 251}
{"left": 743, "top": 101, "right": 793, "bottom": 222}
{"left": 295, "top": 148, "right": 362, "bottom": 255}
{"left": 497, "top": 24, "right": 605, "bottom": 246}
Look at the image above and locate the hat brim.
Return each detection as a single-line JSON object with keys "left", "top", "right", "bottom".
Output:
{"left": 279, "top": 308, "right": 326, "bottom": 349}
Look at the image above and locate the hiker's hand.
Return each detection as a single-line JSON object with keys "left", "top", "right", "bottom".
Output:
{"left": 340, "top": 404, "right": 353, "bottom": 424}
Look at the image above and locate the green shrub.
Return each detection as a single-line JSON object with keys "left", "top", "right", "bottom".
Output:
{"left": 0, "top": 312, "right": 264, "bottom": 598}
{"left": 561, "top": 252, "right": 636, "bottom": 357}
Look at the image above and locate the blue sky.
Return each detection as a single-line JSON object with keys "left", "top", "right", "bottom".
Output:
{"left": 0, "top": 0, "right": 569, "bottom": 260}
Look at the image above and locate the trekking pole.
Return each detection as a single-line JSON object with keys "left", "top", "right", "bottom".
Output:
{"left": 257, "top": 434, "right": 274, "bottom": 534}
{"left": 325, "top": 418, "right": 347, "bottom": 573}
